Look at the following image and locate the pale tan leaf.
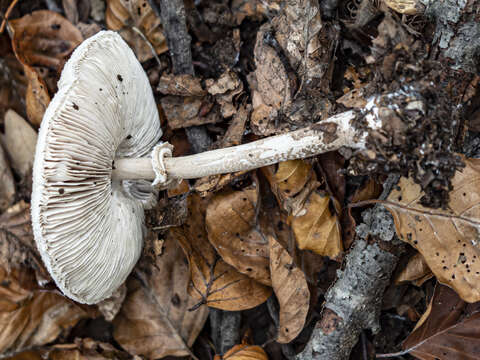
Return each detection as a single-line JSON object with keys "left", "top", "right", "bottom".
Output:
{"left": 0, "top": 267, "right": 88, "bottom": 355}
{"left": 218, "top": 343, "right": 269, "bottom": 360}
{"left": 206, "top": 186, "right": 271, "bottom": 286}
{"left": 176, "top": 194, "right": 271, "bottom": 311}
{"left": 383, "top": 157, "right": 480, "bottom": 302}
{"left": 269, "top": 236, "right": 309, "bottom": 343}
{"left": 395, "top": 253, "right": 433, "bottom": 286}
{"left": 290, "top": 191, "right": 342, "bottom": 258}
{"left": 24, "top": 64, "right": 50, "bottom": 127}
{"left": 113, "top": 230, "right": 208, "bottom": 359}
{"left": 106, "top": 0, "right": 167, "bottom": 62}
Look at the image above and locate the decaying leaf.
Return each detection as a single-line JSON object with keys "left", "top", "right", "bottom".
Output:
{"left": 158, "top": 73, "right": 206, "bottom": 97}
{"left": 216, "top": 343, "right": 269, "bottom": 360}
{"left": 262, "top": 160, "right": 317, "bottom": 215}
{"left": 206, "top": 186, "right": 271, "bottom": 285}
{"left": 113, "top": 230, "right": 208, "bottom": 359}
{"left": 0, "top": 267, "right": 88, "bottom": 355}
{"left": 105, "top": 0, "right": 167, "bottom": 62}
{"left": 395, "top": 253, "right": 433, "bottom": 286}
{"left": 402, "top": 284, "right": 480, "bottom": 359}
{"left": 0, "top": 202, "right": 48, "bottom": 283}
{"left": 206, "top": 71, "right": 244, "bottom": 118}
{"left": 24, "top": 65, "right": 50, "bottom": 127}
{"left": 290, "top": 191, "right": 342, "bottom": 258}
{"left": 269, "top": 236, "right": 309, "bottom": 343}
{"left": 161, "top": 95, "right": 221, "bottom": 129}
{"left": 383, "top": 157, "right": 480, "bottom": 302}
{"left": 175, "top": 194, "right": 271, "bottom": 311}
{"left": 9, "top": 10, "right": 83, "bottom": 70}
{"left": 384, "top": 0, "right": 423, "bottom": 15}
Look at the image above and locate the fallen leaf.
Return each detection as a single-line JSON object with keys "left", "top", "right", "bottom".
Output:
{"left": 0, "top": 50, "right": 27, "bottom": 120}
{"left": 402, "top": 284, "right": 480, "bottom": 359}
{"left": 113, "top": 229, "right": 208, "bottom": 359}
{"left": 262, "top": 160, "right": 317, "bottom": 216}
{"left": 206, "top": 185, "right": 271, "bottom": 286}
{"left": 0, "top": 202, "right": 48, "bottom": 283}
{"left": 217, "top": 343, "right": 269, "bottom": 360}
{"left": 0, "top": 267, "right": 88, "bottom": 355}
{"left": 206, "top": 71, "right": 244, "bottom": 118}
{"left": 395, "top": 253, "right": 433, "bottom": 286}
{"left": 161, "top": 96, "right": 221, "bottom": 129}
{"left": 383, "top": 157, "right": 480, "bottom": 302}
{"left": 9, "top": 10, "right": 83, "bottom": 71}
{"left": 62, "top": 0, "right": 90, "bottom": 24}
{"left": 290, "top": 191, "right": 342, "bottom": 258}
{"left": 1, "top": 110, "right": 37, "bottom": 179}
{"left": 384, "top": 0, "right": 422, "bottom": 15}
{"left": 24, "top": 64, "right": 50, "bottom": 127}
{"left": 269, "top": 236, "right": 309, "bottom": 343}
{"left": 158, "top": 73, "right": 206, "bottom": 97}
{"left": 175, "top": 194, "right": 271, "bottom": 311}
{"left": 106, "top": 0, "right": 167, "bottom": 62}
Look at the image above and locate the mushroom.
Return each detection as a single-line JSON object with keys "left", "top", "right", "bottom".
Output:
{"left": 32, "top": 31, "right": 380, "bottom": 304}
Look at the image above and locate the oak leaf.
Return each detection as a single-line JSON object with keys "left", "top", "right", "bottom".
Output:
{"left": 0, "top": 267, "right": 88, "bottom": 355}
{"left": 290, "top": 191, "right": 342, "bottom": 258}
{"left": 176, "top": 194, "right": 271, "bottom": 311}
{"left": 383, "top": 157, "right": 480, "bottom": 302}
{"left": 113, "top": 230, "right": 208, "bottom": 359}
{"left": 106, "top": 0, "right": 167, "bottom": 62}
{"left": 206, "top": 186, "right": 271, "bottom": 286}
{"left": 269, "top": 236, "right": 309, "bottom": 343}
{"left": 402, "top": 284, "right": 480, "bottom": 359}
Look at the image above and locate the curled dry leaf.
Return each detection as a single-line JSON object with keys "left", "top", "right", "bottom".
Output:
{"left": 24, "top": 65, "right": 50, "bottom": 127}
{"left": 0, "top": 267, "right": 88, "bottom": 355}
{"left": 216, "top": 343, "right": 269, "bottom": 360}
{"left": 383, "top": 157, "right": 480, "bottom": 302}
{"left": 9, "top": 10, "right": 82, "bottom": 125}
{"left": 269, "top": 236, "right": 309, "bottom": 343}
{"left": 206, "top": 71, "right": 244, "bottom": 118}
{"left": 290, "top": 191, "right": 342, "bottom": 258}
{"left": 175, "top": 194, "right": 271, "bottom": 311}
{"left": 113, "top": 229, "right": 208, "bottom": 359}
{"left": 206, "top": 185, "right": 271, "bottom": 286}
{"left": 402, "top": 284, "right": 480, "bottom": 359}
{"left": 9, "top": 10, "right": 83, "bottom": 70}
{"left": 106, "top": 0, "right": 167, "bottom": 62}
{"left": 161, "top": 95, "right": 221, "bottom": 129}
{"left": 262, "top": 160, "right": 316, "bottom": 215}
{"left": 395, "top": 253, "right": 433, "bottom": 286}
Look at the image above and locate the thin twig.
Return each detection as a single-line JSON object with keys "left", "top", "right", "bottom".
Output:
{"left": 0, "top": 0, "right": 19, "bottom": 34}
{"left": 131, "top": 26, "right": 162, "bottom": 69}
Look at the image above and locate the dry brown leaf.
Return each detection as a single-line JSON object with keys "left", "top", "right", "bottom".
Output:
{"left": 158, "top": 73, "right": 206, "bottom": 97}
{"left": 402, "top": 284, "right": 480, "bottom": 359}
{"left": 395, "top": 253, "right": 433, "bottom": 286}
{"left": 216, "top": 343, "right": 269, "bottom": 360}
{"left": 0, "top": 267, "right": 88, "bottom": 355}
{"left": 0, "top": 202, "right": 49, "bottom": 283}
{"left": 262, "top": 160, "right": 316, "bottom": 215}
{"left": 383, "top": 157, "right": 480, "bottom": 302}
{"left": 113, "top": 230, "right": 208, "bottom": 359}
{"left": 175, "top": 194, "right": 271, "bottom": 311}
{"left": 0, "top": 51, "right": 27, "bottom": 120}
{"left": 206, "top": 71, "right": 244, "bottom": 118}
{"left": 24, "top": 65, "right": 50, "bottom": 127}
{"left": 290, "top": 191, "right": 342, "bottom": 258}
{"left": 269, "top": 236, "right": 309, "bottom": 343}
{"left": 106, "top": 0, "right": 167, "bottom": 62}
{"left": 206, "top": 185, "right": 271, "bottom": 286}
{"left": 9, "top": 10, "right": 83, "bottom": 70}
{"left": 161, "top": 95, "right": 221, "bottom": 129}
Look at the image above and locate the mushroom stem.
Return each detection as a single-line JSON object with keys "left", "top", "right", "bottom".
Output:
{"left": 112, "top": 110, "right": 369, "bottom": 183}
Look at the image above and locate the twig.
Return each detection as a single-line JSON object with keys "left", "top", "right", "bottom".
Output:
{"left": 132, "top": 26, "right": 162, "bottom": 69}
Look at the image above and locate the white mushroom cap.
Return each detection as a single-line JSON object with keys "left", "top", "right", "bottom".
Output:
{"left": 31, "top": 31, "right": 162, "bottom": 304}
